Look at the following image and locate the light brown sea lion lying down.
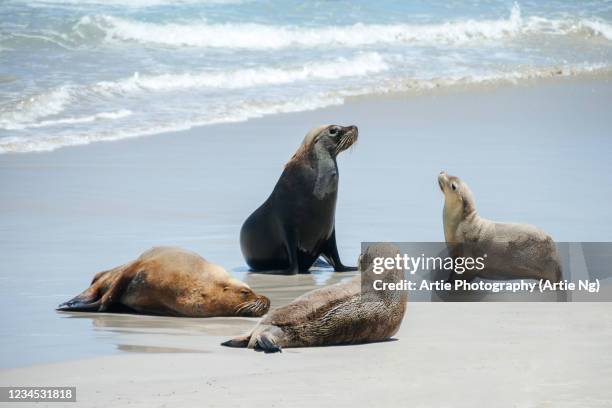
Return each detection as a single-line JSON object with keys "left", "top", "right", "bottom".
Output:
{"left": 222, "top": 243, "right": 407, "bottom": 352}
{"left": 57, "top": 246, "right": 270, "bottom": 317}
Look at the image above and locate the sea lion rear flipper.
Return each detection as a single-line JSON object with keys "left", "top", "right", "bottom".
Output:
{"left": 56, "top": 294, "right": 102, "bottom": 312}
{"left": 57, "top": 264, "right": 135, "bottom": 313}
{"left": 221, "top": 334, "right": 251, "bottom": 348}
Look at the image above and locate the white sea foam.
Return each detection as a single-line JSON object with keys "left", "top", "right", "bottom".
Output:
{"left": 580, "top": 19, "right": 612, "bottom": 41}
{"left": 93, "top": 52, "right": 387, "bottom": 94}
{"left": 0, "top": 86, "right": 73, "bottom": 129}
{"left": 340, "top": 63, "right": 612, "bottom": 96}
{"left": 75, "top": 4, "right": 612, "bottom": 49}
{"left": 0, "top": 95, "right": 343, "bottom": 153}
{"left": 1, "top": 62, "right": 610, "bottom": 154}
{"left": 2, "top": 109, "right": 132, "bottom": 130}
{"left": 11, "top": 0, "right": 245, "bottom": 8}
{"left": 0, "top": 53, "right": 385, "bottom": 130}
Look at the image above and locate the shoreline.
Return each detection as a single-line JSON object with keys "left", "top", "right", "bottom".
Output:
{"left": 347, "top": 65, "right": 612, "bottom": 102}
{"left": 1, "top": 68, "right": 611, "bottom": 155}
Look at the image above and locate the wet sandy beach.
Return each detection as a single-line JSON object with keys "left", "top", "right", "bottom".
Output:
{"left": 1, "top": 77, "right": 612, "bottom": 406}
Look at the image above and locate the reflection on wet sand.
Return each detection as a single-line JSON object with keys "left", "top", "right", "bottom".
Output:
{"left": 116, "top": 345, "right": 210, "bottom": 354}
{"left": 57, "top": 269, "right": 358, "bottom": 354}
{"left": 241, "top": 267, "right": 357, "bottom": 306}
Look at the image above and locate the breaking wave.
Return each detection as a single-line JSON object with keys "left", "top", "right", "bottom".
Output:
{"left": 0, "top": 52, "right": 387, "bottom": 130}
{"left": 70, "top": 4, "right": 612, "bottom": 49}
{"left": 2, "top": 62, "right": 610, "bottom": 154}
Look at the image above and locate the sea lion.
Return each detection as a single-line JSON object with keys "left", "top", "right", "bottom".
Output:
{"left": 438, "top": 171, "right": 562, "bottom": 283}
{"left": 57, "top": 246, "right": 270, "bottom": 317}
{"left": 222, "top": 243, "right": 407, "bottom": 352}
{"left": 240, "top": 124, "right": 358, "bottom": 274}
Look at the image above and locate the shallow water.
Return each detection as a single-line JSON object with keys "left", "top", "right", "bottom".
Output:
{"left": 1, "top": 0, "right": 612, "bottom": 152}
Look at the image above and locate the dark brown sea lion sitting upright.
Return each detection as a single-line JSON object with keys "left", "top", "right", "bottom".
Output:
{"left": 240, "top": 124, "right": 358, "bottom": 274}
{"left": 222, "top": 243, "right": 407, "bottom": 352}
{"left": 57, "top": 246, "right": 270, "bottom": 317}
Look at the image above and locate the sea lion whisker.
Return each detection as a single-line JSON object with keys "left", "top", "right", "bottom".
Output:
{"left": 235, "top": 299, "right": 262, "bottom": 315}
{"left": 234, "top": 302, "right": 250, "bottom": 314}
{"left": 336, "top": 131, "right": 356, "bottom": 155}
{"left": 249, "top": 299, "right": 266, "bottom": 315}
{"left": 335, "top": 136, "right": 348, "bottom": 155}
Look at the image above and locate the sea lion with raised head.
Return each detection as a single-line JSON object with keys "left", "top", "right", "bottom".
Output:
{"left": 222, "top": 243, "right": 407, "bottom": 352}
{"left": 57, "top": 246, "right": 270, "bottom": 317}
{"left": 240, "top": 124, "right": 358, "bottom": 274}
{"left": 438, "top": 171, "right": 562, "bottom": 283}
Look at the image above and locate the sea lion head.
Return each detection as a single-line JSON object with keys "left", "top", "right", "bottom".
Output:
{"left": 291, "top": 124, "right": 358, "bottom": 162}
{"left": 359, "top": 243, "right": 407, "bottom": 305}
{"left": 437, "top": 171, "right": 477, "bottom": 220}
{"left": 221, "top": 277, "right": 270, "bottom": 317}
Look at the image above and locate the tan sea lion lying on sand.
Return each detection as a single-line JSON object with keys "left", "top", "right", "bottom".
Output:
{"left": 57, "top": 246, "right": 270, "bottom": 317}
{"left": 222, "top": 243, "right": 407, "bottom": 352}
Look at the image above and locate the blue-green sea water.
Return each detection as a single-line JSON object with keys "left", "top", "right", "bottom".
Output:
{"left": 1, "top": 0, "right": 611, "bottom": 153}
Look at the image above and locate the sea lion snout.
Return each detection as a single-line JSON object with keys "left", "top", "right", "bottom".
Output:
{"left": 235, "top": 294, "right": 270, "bottom": 317}
{"left": 343, "top": 125, "right": 358, "bottom": 135}
{"left": 335, "top": 124, "right": 358, "bottom": 154}
{"left": 438, "top": 171, "right": 448, "bottom": 191}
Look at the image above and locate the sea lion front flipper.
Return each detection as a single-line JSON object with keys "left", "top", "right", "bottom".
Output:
{"left": 321, "top": 229, "right": 357, "bottom": 272}
{"left": 254, "top": 332, "right": 282, "bottom": 353}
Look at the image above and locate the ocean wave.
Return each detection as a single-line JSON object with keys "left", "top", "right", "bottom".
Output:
{"left": 0, "top": 53, "right": 385, "bottom": 130}
{"left": 580, "top": 19, "right": 612, "bottom": 41}
{"left": 0, "top": 95, "right": 343, "bottom": 153}
{"left": 1, "top": 109, "right": 132, "bottom": 130}
{"left": 1, "top": 62, "right": 610, "bottom": 154}
{"left": 93, "top": 52, "right": 387, "bottom": 94}
{"left": 338, "top": 63, "right": 612, "bottom": 97}
{"left": 73, "top": 4, "right": 612, "bottom": 49}
{"left": 0, "top": 86, "right": 73, "bottom": 129}
{"left": 10, "top": 0, "right": 245, "bottom": 8}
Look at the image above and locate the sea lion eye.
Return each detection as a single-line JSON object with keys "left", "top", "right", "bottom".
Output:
{"left": 329, "top": 126, "right": 338, "bottom": 135}
{"left": 451, "top": 183, "right": 457, "bottom": 191}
